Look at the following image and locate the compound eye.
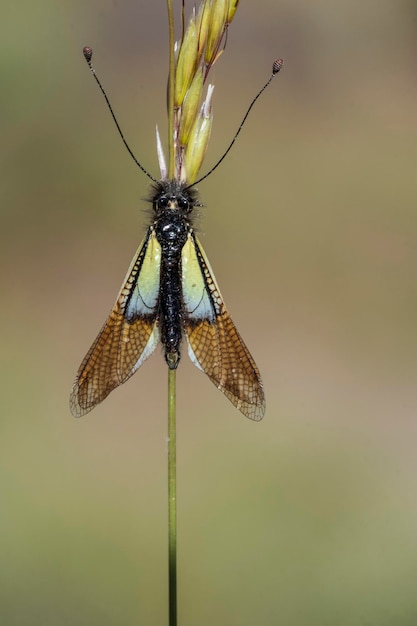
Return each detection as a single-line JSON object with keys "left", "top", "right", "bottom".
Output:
{"left": 178, "top": 196, "right": 189, "bottom": 211}
{"left": 158, "top": 196, "right": 169, "bottom": 209}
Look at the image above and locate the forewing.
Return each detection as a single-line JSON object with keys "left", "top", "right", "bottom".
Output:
{"left": 70, "top": 229, "right": 161, "bottom": 417}
{"left": 182, "top": 233, "right": 265, "bottom": 420}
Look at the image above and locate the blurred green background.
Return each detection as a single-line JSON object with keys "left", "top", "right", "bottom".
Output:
{"left": 2, "top": 0, "right": 417, "bottom": 624}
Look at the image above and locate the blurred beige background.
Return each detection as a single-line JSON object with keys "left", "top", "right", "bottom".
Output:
{"left": 2, "top": 1, "right": 417, "bottom": 624}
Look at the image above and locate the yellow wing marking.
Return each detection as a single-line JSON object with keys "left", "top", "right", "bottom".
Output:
{"left": 70, "top": 230, "right": 161, "bottom": 417}
{"left": 182, "top": 233, "right": 265, "bottom": 420}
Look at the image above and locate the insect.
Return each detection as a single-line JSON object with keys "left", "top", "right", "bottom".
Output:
{"left": 70, "top": 49, "right": 282, "bottom": 420}
{"left": 70, "top": 179, "right": 265, "bottom": 420}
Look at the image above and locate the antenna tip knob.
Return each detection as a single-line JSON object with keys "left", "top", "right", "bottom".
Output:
{"left": 272, "top": 58, "right": 284, "bottom": 75}
{"left": 83, "top": 46, "right": 93, "bottom": 63}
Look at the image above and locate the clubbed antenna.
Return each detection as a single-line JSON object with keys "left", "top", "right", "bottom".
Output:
{"left": 82, "top": 46, "right": 158, "bottom": 183}
{"left": 187, "top": 58, "right": 284, "bottom": 188}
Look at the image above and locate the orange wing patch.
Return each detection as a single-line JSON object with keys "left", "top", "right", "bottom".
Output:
{"left": 183, "top": 233, "right": 265, "bottom": 420}
{"left": 70, "top": 230, "right": 161, "bottom": 417}
{"left": 70, "top": 307, "right": 158, "bottom": 417}
{"left": 186, "top": 314, "right": 265, "bottom": 420}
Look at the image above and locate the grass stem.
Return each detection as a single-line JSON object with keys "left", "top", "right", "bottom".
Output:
{"left": 168, "top": 367, "right": 177, "bottom": 626}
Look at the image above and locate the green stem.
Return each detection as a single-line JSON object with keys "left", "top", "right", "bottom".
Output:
{"left": 166, "top": 0, "right": 175, "bottom": 179}
{"left": 168, "top": 367, "right": 177, "bottom": 626}
{"left": 167, "top": 3, "right": 177, "bottom": 624}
